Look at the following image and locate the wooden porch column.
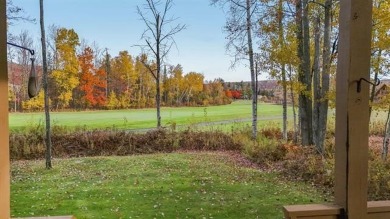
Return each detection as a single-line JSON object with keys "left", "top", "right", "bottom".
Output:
{"left": 0, "top": 0, "right": 10, "bottom": 218}
{"left": 334, "top": 0, "right": 373, "bottom": 217}
{"left": 283, "top": 1, "right": 390, "bottom": 218}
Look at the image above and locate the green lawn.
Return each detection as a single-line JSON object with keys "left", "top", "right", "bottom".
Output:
{"left": 11, "top": 152, "right": 326, "bottom": 219}
{"left": 9, "top": 101, "right": 288, "bottom": 131}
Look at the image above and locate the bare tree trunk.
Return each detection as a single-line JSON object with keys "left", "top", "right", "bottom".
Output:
{"left": 288, "top": 65, "right": 298, "bottom": 143}
{"left": 156, "top": 75, "right": 161, "bottom": 127}
{"left": 156, "top": 14, "right": 162, "bottom": 128}
{"left": 7, "top": 49, "right": 17, "bottom": 112}
{"left": 369, "top": 49, "right": 381, "bottom": 118}
{"left": 137, "top": 0, "right": 184, "bottom": 128}
{"left": 9, "top": 61, "right": 18, "bottom": 112}
{"left": 246, "top": 0, "right": 257, "bottom": 139}
{"left": 104, "top": 49, "right": 111, "bottom": 99}
{"left": 302, "top": 0, "right": 312, "bottom": 145}
{"left": 298, "top": 104, "right": 301, "bottom": 140}
{"left": 296, "top": 0, "right": 312, "bottom": 146}
{"left": 318, "top": 0, "right": 332, "bottom": 152}
{"left": 282, "top": 71, "right": 287, "bottom": 141}
{"left": 382, "top": 106, "right": 390, "bottom": 160}
{"left": 40, "top": 0, "right": 52, "bottom": 169}
{"left": 295, "top": 0, "right": 304, "bottom": 144}
{"left": 278, "top": 0, "right": 287, "bottom": 141}
{"left": 312, "top": 16, "right": 321, "bottom": 152}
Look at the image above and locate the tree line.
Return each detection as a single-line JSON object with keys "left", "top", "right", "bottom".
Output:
{"left": 7, "top": 27, "right": 232, "bottom": 112}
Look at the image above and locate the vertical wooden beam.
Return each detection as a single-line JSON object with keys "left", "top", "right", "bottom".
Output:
{"left": 0, "top": 0, "right": 10, "bottom": 218}
{"left": 335, "top": 0, "right": 373, "bottom": 218}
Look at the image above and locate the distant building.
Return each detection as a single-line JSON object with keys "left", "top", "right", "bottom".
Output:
{"left": 374, "top": 79, "right": 390, "bottom": 103}
{"left": 224, "top": 80, "right": 292, "bottom": 104}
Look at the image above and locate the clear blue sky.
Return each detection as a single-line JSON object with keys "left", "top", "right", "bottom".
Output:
{"left": 9, "top": 0, "right": 260, "bottom": 82}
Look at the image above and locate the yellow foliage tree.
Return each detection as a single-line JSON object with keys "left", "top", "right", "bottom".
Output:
{"left": 106, "top": 91, "right": 119, "bottom": 110}
{"left": 111, "top": 51, "right": 137, "bottom": 95}
{"left": 370, "top": 0, "right": 390, "bottom": 115}
{"left": 22, "top": 90, "right": 48, "bottom": 111}
{"left": 52, "top": 28, "right": 80, "bottom": 109}
{"left": 183, "top": 72, "right": 204, "bottom": 105}
{"left": 134, "top": 54, "right": 156, "bottom": 108}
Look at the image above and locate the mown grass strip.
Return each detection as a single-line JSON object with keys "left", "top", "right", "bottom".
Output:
{"left": 9, "top": 101, "right": 289, "bottom": 131}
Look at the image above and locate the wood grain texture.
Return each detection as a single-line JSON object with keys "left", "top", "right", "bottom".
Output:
{"left": 0, "top": 0, "right": 10, "bottom": 218}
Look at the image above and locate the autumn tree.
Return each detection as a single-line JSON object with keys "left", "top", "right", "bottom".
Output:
{"left": 51, "top": 28, "right": 80, "bottom": 109}
{"left": 370, "top": 0, "right": 390, "bottom": 117}
{"left": 162, "top": 64, "right": 204, "bottom": 106}
{"left": 94, "top": 68, "right": 107, "bottom": 107}
{"left": 137, "top": 0, "right": 186, "bottom": 128}
{"left": 76, "top": 47, "right": 104, "bottom": 108}
{"left": 22, "top": 90, "right": 45, "bottom": 111}
{"left": 106, "top": 91, "right": 119, "bottom": 110}
{"left": 183, "top": 72, "right": 204, "bottom": 105}
{"left": 134, "top": 54, "right": 156, "bottom": 108}
{"left": 164, "top": 64, "right": 185, "bottom": 105}
{"left": 162, "top": 65, "right": 176, "bottom": 105}
{"left": 258, "top": 0, "right": 290, "bottom": 141}
{"left": 204, "top": 78, "right": 231, "bottom": 105}
{"left": 211, "top": 0, "right": 261, "bottom": 139}
{"left": 111, "top": 51, "right": 136, "bottom": 107}
{"left": 258, "top": 0, "right": 337, "bottom": 148}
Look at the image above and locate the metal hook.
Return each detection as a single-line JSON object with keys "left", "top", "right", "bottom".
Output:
{"left": 357, "top": 78, "right": 381, "bottom": 93}
{"left": 6, "top": 42, "right": 35, "bottom": 56}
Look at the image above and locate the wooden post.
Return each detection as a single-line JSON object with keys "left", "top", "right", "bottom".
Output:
{"left": 283, "top": 1, "right": 390, "bottom": 218}
{"left": 0, "top": 0, "right": 10, "bottom": 218}
{"left": 334, "top": 0, "right": 373, "bottom": 218}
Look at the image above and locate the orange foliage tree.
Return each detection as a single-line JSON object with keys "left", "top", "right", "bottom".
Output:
{"left": 77, "top": 47, "right": 107, "bottom": 108}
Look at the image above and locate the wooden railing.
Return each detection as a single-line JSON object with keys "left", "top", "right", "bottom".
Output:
{"left": 283, "top": 201, "right": 390, "bottom": 219}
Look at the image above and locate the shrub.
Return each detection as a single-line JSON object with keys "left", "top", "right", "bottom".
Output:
{"left": 260, "top": 126, "right": 282, "bottom": 140}
{"left": 10, "top": 128, "right": 243, "bottom": 160}
{"left": 241, "top": 133, "right": 286, "bottom": 165}
{"left": 9, "top": 123, "right": 45, "bottom": 160}
{"left": 367, "top": 143, "right": 390, "bottom": 200}
{"left": 281, "top": 145, "right": 334, "bottom": 189}
{"left": 280, "top": 138, "right": 390, "bottom": 200}
{"left": 368, "top": 158, "right": 390, "bottom": 200}
{"left": 178, "top": 129, "right": 242, "bottom": 151}
{"left": 49, "top": 129, "right": 178, "bottom": 157}
{"left": 370, "top": 120, "right": 386, "bottom": 136}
